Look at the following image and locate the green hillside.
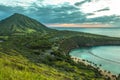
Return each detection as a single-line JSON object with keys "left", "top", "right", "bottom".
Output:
{"left": 0, "top": 34, "right": 107, "bottom": 80}
{"left": 0, "top": 13, "right": 53, "bottom": 35}
{"left": 0, "top": 13, "right": 120, "bottom": 80}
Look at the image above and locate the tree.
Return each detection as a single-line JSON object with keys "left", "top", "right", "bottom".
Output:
{"left": 117, "top": 74, "right": 120, "bottom": 80}
{"left": 28, "top": 40, "right": 52, "bottom": 49}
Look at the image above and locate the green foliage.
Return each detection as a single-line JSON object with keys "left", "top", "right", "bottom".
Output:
{"left": 0, "top": 33, "right": 108, "bottom": 80}
{"left": 0, "top": 53, "right": 72, "bottom": 80}
{"left": 117, "top": 74, "right": 120, "bottom": 80}
{"left": 28, "top": 40, "right": 51, "bottom": 49}
{"left": 60, "top": 35, "right": 120, "bottom": 53}
{"left": 0, "top": 13, "right": 119, "bottom": 80}
{"left": 0, "top": 13, "right": 54, "bottom": 35}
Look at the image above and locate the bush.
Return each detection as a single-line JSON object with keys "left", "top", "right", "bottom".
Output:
{"left": 28, "top": 40, "right": 52, "bottom": 49}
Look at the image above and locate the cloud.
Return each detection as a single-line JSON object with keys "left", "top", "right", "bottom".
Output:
{"left": 86, "top": 13, "right": 95, "bottom": 16}
{"left": 95, "top": 7, "right": 110, "bottom": 12}
{"left": 0, "top": 5, "right": 25, "bottom": 20}
{"left": 0, "top": 0, "right": 81, "bottom": 7}
{"left": 0, "top": 0, "right": 38, "bottom": 7}
{"left": 0, "top": 1, "right": 87, "bottom": 23}
{"left": 74, "top": 0, "right": 91, "bottom": 6}
{"left": 47, "top": 23, "right": 112, "bottom": 27}
{"left": 18, "top": 3, "right": 87, "bottom": 23}
{"left": 87, "top": 15, "right": 120, "bottom": 23}
{"left": 80, "top": 0, "right": 120, "bottom": 17}
{"left": 0, "top": 0, "right": 120, "bottom": 26}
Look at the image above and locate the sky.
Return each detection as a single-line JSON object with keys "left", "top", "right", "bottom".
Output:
{"left": 0, "top": 0, "right": 120, "bottom": 27}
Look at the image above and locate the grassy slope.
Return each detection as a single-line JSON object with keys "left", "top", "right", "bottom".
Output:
{"left": 0, "top": 13, "right": 54, "bottom": 35}
{"left": 0, "top": 33, "right": 108, "bottom": 80}
{"left": 0, "top": 52, "right": 71, "bottom": 80}
{"left": 0, "top": 53, "right": 105, "bottom": 80}
{"left": 0, "top": 13, "right": 120, "bottom": 80}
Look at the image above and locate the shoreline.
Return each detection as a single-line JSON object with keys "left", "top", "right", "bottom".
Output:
{"left": 71, "top": 56, "right": 118, "bottom": 80}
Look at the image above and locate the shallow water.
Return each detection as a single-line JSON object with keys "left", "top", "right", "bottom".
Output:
{"left": 70, "top": 46, "right": 120, "bottom": 75}
{"left": 52, "top": 27, "right": 120, "bottom": 74}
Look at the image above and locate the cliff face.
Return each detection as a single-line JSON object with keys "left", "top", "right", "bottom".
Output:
{"left": 60, "top": 36, "right": 120, "bottom": 54}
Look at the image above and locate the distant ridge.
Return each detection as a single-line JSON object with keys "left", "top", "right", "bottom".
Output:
{"left": 0, "top": 13, "right": 52, "bottom": 35}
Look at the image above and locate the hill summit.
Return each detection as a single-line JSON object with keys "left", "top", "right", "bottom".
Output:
{"left": 0, "top": 13, "right": 50, "bottom": 35}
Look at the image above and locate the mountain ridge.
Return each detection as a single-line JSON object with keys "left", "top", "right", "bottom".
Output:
{"left": 0, "top": 13, "right": 51, "bottom": 35}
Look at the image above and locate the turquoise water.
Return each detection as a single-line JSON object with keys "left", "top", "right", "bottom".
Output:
{"left": 70, "top": 46, "right": 120, "bottom": 75}
{"left": 51, "top": 27, "right": 120, "bottom": 75}
{"left": 51, "top": 27, "right": 120, "bottom": 37}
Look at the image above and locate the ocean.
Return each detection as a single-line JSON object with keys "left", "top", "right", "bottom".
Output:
{"left": 51, "top": 27, "right": 120, "bottom": 75}
{"left": 51, "top": 27, "right": 120, "bottom": 37}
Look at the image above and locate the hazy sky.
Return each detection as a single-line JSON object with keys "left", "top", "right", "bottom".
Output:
{"left": 0, "top": 0, "right": 120, "bottom": 27}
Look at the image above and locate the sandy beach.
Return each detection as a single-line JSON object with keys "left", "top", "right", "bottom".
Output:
{"left": 71, "top": 56, "right": 118, "bottom": 80}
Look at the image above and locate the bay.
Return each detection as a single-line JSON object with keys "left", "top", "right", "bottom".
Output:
{"left": 70, "top": 46, "right": 120, "bottom": 75}
{"left": 50, "top": 27, "right": 120, "bottom": 75}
